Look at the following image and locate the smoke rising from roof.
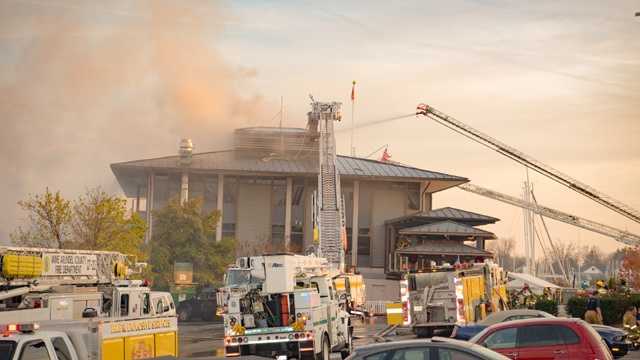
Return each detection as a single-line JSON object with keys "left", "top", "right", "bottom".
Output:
{"left": 0, "top": 0, "right": 272, "bottom": 243}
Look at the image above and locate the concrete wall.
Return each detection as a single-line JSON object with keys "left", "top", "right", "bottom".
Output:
{"left": 236, "top": 183, "right": 271, "bottom": 246}
{"left": 370, "top": 186, "right": 407, "bottom": 267}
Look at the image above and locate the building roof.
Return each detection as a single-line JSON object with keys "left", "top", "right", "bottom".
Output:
{"left": 395, "top": 240, "right": 493, "bottom": 257}
{"left": 386, "top": 207, "right": 499, "bottom": 228}
{"left": 111, "top": 150, "right": 468, "bottom": 197}
{"left": 398, "top": 220, "right": 496, "bottom": 239}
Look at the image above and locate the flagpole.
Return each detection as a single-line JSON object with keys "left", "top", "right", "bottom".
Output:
{"left": 350, "top": 80, "right": 356, "bottom": 157}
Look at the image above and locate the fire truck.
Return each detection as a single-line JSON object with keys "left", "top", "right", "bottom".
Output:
{"left": 400, "top": 261, "right": 508, "bottom": 338}
{"left": 218, "top": 253, "right": 352, "bottom": 359}
{"left": 0, "top": 246, "right": 178, "bottom": 359}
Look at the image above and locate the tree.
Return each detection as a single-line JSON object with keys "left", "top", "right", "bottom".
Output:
{"left": 70, "top": 187, "right": 146, "bottom": 259}
{"left": 487, "top": 237, "right": 515, "bottom": 269}
{"left": 150, "top": 197, "right": 235, "bottom": 289}
{"left": 620, "top": 246, "right": 640, "bottom": 289}
{"left": 581, "top": 245, "right": 606, "bottom": 271}
{"left": 11, "top": 188, "right": 71, "bottom": 248}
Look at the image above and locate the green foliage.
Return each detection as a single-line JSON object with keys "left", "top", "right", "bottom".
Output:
{"left": 534, "top": 297, "right": 558, "bottom": 316}
{"left": 11, "top": 188, "right": 72, "bottom": 248}
{"left": 567, "top": 294, "right": 640, "bottom": 325}
{"left": 567, "top": 297, "right": 587, "bottom": 319}
{"left": 149, "top": 197, "right": 235, "bottom": 290}
{"left": 12, "top": 187, "right": 146, "bottom": 262}
{"left": 71, "top": 187, "right": 147, "bottom": 260}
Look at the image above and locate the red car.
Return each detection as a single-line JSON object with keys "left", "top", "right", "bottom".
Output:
{"left": 469, "top": 318, "right": 613, "bottom": 360}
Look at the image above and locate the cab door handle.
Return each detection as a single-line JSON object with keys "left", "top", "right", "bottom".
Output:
{"left": 553, "top": 350, "right": 566, "bottom": 354}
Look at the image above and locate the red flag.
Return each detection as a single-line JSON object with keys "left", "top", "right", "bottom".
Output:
{"left": 381, "top": 148, "right": 391, "bottom": 162}
{"left": 350, "top": 80, "right": 356, "bottom": 101}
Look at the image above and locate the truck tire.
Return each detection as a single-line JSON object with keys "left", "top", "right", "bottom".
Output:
{"left": 317, "top": 334, "right": 330, "bottom": 360}
{"left": 415, "top": 327, "right": 433, "bottom": 338}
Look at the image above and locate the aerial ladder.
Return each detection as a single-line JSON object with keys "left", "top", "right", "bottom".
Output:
{"left": 458, "top": 183, "right": 640, "bottom": 247}
{"left": 416, "top": 104, "right": 640, "bottom": 225}
{"left": 0, "top": 246, "right": 138, "bottom": 301}
{"left": 309, "top": 97, "right": 347, "bottom": 269}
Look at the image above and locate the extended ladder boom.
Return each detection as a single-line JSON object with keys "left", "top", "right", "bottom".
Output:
{"left": 0, "top": 246, "right": 136, "bottom": 287}
{"left": 310, "top": 99, "right": 346, "bottom": 268}
{"left": 416, "top": 104, "right": 640, "bottom": 224}
{"left": 458, "top": 183, "right": 640, "bottom": 246}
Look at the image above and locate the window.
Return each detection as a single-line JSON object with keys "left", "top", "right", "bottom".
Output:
{"left": 556, "top": 326, "right": 580, "bottom": 345}
{"left": 364, "top": 347, "right": 431, "bottom": 360}
{"left": 52, "top": 337, "right": 72, "bottom": 360}
{"left": 18, "top": 340, "right": 50, "bottom": 360}
{"left": 517, "top": 325, "right": 564, "bottom": 348}
{"left": 143, "top": 293, "right": 150, "bottom": 315}
{"left": 504, "top": 315, "right": 536, "bottom": 322}
{"left": 157, "top": 299, "right": 165, "bottom": 314}
{"left": 120, "top": 294, "right": 129, "bottom": 316}
{"left": 483, "top": 328, "right": 517, "bottom": 350}
{"left": 437, "top": 349, "right": 481, "bottom": 360}
{"left": 407, "top": 183, "right": 420, "bottom": 210}
{"left": 0, "top": 341, "right": 17, "bottom": 360}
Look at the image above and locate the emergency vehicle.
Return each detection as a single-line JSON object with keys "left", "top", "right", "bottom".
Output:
{"left": 0, "top": 246, "right": 179, "bottom": 359}
{"left": 399, "top": 261, "right": 508, "bottom": 337}
{"left": 218, "top": 253, "right": 353, "bottom": 359}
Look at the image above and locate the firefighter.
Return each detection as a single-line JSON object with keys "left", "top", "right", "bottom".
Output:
{"left": 623, "top": 306, "right": 637, "bottom": 327}
{"left": 584, "top": 290, "right": 603, "bottom": 325}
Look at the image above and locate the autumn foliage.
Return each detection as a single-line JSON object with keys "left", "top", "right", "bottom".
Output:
{"left": 620, "top": 246, "right": 640, "bottom": 289}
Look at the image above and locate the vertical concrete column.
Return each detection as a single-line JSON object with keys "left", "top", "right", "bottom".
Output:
{"left": 476, "top": 237, "right": 485, "bottom": 250}
{"left": 145, "top": 173, "right": 155, "bottom": 244}
{"left": 216, "top": 174, "right": 224, "bottom": 242}
{"left": 180, "top": 171, "right": 189, "bottom": 204}
{"left": 284, "top": 177, "right": 293, "bottom": 250}
{"left": 351, "top": 180, "right": 360, "bottom": 267}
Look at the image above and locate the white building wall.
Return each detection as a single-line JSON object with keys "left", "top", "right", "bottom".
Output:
{"left": 370, "top": 187, "right": 407, "bottom": 267}
{"left": 236, "top": 183, "right": 271, "bottom": 246}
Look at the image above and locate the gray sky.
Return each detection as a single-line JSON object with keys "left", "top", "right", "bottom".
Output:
{"left": 1, "top": 0, "right": 638, "bottom": 256}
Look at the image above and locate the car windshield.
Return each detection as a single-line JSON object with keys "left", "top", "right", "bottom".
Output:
{"left": 0, "top": 340, "right": 17, "bottom": 360}
{"left": 226, "top": 269, "right": 252, "bottom": 286}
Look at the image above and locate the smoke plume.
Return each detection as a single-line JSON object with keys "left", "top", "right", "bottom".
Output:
{"left": 0, "top": 0, "right": 272, "bottom": 243}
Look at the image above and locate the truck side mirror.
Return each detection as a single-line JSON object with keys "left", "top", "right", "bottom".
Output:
{"left": 82, "top": 307, "right": 98, "bottom": 318}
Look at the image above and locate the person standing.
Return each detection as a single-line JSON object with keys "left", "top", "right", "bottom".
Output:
{"left": 584, "top": 290, "right": 603, "bottom": 324}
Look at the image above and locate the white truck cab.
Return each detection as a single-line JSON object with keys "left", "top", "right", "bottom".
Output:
{"left": 0, "top": 325, "right": 80, "bottom": 360}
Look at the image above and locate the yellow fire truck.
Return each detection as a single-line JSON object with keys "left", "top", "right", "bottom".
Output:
{"left": 399, "top": 262, "right": 508, "bottom": 337}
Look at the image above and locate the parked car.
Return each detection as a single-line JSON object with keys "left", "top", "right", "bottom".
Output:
{"left": 591, "top": 325, "right": 630, "bottom": 358}
{"left": 346, "top": 338, "right": 510, "bottom": 360}
{"left": 452, "top": 309, "right": 629, "bottom": 357}
{"left": 452, "top": 310, "right": 554, "bottom": 341}
{"left": 177, "top": 287, "right": 219, "bottom": 322}
{"left": 470, "top": 318, "right": 613, "bottom": 360}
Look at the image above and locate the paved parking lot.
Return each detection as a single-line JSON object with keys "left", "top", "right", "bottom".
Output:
{"left": 177, "top": 318, "right": 640, "bottom": 360}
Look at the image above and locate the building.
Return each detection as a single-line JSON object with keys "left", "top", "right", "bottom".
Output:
{"left": 110, "top": 120, "right": 499, "bottom": 276}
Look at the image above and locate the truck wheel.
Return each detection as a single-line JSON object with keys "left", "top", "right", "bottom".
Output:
{"left": 317, "top": 334, "right": 330, "bottom": 360}
{"left": 178, "top": 307, "right": 191, "bottom": 322}
{"left": 415, "top": 327, "right": 432, "bottom": 338}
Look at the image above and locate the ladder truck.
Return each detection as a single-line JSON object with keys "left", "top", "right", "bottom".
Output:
{"left": 416, "top": 103, "right": 640, "bottom": 225}
{"left": 217, "top": 99, "right": 354, "bottom": 359}
{"left": 0, "top": 246, "right": 178, "bottom": 359}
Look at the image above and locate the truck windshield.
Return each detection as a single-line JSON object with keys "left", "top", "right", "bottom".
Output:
{"left": 0, "top": 340, "right": 16, "bottom": 360}
{"left": 410, "top": 272, "right": 450, "bottom": 291}
{"left": 226, "top": 269, "right": 252, "bottom": 286}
